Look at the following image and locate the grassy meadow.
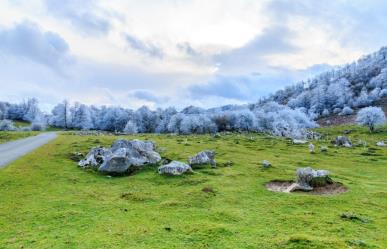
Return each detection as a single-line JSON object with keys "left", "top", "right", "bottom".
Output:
{"left": 0, "top": 125, "right": 386, "bottom": 248}
{"left": 0, "top": 131, "right": 40, "bottom": 144}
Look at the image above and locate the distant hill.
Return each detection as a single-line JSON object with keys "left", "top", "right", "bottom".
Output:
{"left": 256, "top": 46, "right": 387, "bottom": 120}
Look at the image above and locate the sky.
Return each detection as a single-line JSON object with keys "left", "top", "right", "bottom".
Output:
{"left": 1, "top": 0, "right": 387, "bottom": 112}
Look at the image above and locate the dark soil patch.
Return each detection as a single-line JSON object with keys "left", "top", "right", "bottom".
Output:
{"left": 202, "top": 187, "right": 216, "bottom": 195}
{"left": 265, "top": 180, "right": 347, "bottom": 195}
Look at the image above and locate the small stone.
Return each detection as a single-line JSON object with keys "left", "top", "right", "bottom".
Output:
{"left": 292, "top": 139, "right": 308, "bottom": 144}
{"left": 376, "top": 141, "right": 386, "bottom": 147}
{"left": 320, "top": 146, "right": 328, "bottom": 152}
{"left": 308, "top": 143, "right": 315, "bottom": 153}
{"left": 262, "top": 160, "right": 271, "bottom": 169}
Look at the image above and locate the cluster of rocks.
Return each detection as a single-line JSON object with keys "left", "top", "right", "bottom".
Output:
{"left": 70, "top": 131, "right": 108, "bottom": 136}
{"left": 333, "top": 136, "right": 352, "bottom": 147}
{"left": 78, "top": 139, "right": 161, "bottom": 175}
{"left": 78, "top": 139, "right": 217, "bottom": 176}
{"left": 286, "top": 167, "right": 332, "bottom": 192}
{"left": 306, "top": 131, "right": 322, "bottom": 140}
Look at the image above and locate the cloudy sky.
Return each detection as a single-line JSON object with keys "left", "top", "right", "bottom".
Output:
{"left": 1, "top": 0, "right": 387, "bottom": 111}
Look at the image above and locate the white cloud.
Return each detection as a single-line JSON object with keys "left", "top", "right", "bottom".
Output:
{"left": 1, "top": 0, "right": 387, "bottom": 111}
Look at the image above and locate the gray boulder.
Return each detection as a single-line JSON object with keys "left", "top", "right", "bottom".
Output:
{"left": 158, "top": 161, "right": 193, "bottom": 176}
{"left": 78, "top": 139, "right": 161, "bottom": 175}
{"left": 188, "top": 150, "right": 216, "bottom": 168}
{"left": 289, "top": 167, "right": 332, "bottom": 192}
{"left": 376, "top": 141, "right": 386, "bottom": 147}
{"left": 334, "top": 136, "right": 352, "bottom": 147}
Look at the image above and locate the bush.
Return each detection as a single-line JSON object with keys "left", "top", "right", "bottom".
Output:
{"left": 340, "top": 107, "right": 354, "bottom": 115}
{"left": 0, "top": 120, "right": 17, "bottom": 131}
{"left": 31, "top": 122, "right": 46, "bottom": 131}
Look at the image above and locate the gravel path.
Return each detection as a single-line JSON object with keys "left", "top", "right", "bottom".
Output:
{"left": 0, "top": 132, "right": 57, "bottom": 168}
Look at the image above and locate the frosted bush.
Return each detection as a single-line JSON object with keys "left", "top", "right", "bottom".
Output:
{"left": 0, "top": 120, "right": 16, "bottom": 131}
{"left": 333, "top": 108, "right": 342, "bottom": 114}
{"left": 380, "top": 89, "right": 387, "bottom": 98}
{"left": 340, "top": 107, "right": 354, "bottom": 115}
{"left": 356, "top": 106, "right": 386, "bottom": 132}
{"left": 31, "top": 122, "right": 46, "bottom": 131}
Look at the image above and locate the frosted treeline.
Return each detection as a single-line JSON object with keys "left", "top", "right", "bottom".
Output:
{"left": 46, "top": 101, "right": 316, "bottom": 138}
{"left": 260, "top": 47, "right": 387, "bottom": 119}
{"left": 0, "top": 98, "right": 316, "bottom": 137}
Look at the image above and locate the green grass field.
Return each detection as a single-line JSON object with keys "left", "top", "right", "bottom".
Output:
{"left": 0, "top": 126, "right": 386, "bottom": 248}
{"left": 0, "top": 131, "right": 40, "bottom": 144}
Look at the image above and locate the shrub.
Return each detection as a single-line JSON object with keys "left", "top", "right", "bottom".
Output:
{"left": 31, "top": 122, "right": 46, "bottom": 131}
{"left": 340, "top": 107, "right": 354, "bottom": 116}
{"left": 0, "top": 120, "right": 17, "bottom": 131}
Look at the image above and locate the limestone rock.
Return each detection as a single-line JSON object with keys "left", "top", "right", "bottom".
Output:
{"left": 334, "top": 136, "right": 352, "bottom": 147}
{"left": 262, "top": 160, "right": 271, "bottom": 169}
{"left": 292, "top": 139, "right": 308, "bottom": 144}
{"left": 158, "top": 161, "right": 193, "bottom": 175}
{"left": 78, "top": 139, "right": 161, "bottom": 175}
{"left": 188, "top": 150, "right": 216, "bottom": 168}
{"left": 308, "top": 143, "right": 315, "bottom": 153}
{"left": 293, "top": 167, "right": 332, "bottom": 191}
{"left": 78, "top": 147, "right": 111, "bottom": 170}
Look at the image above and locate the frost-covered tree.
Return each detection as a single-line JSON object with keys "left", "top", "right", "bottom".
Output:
{"left": 380, "top": 89, "right": 387, "bottom": 98}
{"left": 0, "top": 102, "right": 8, "bottom": 120}
{"left": 253, "top": 102, "right": 316, "bottom": 138}
{"left": 98, "top": 107, "right": 129, "bottom": 132}
{"left": 135, "top": 106, "right": 158, "bottom": 133}
{"left": 231, "top": 110, "right": 256, "bottom": 131}
{"left": 180, "top": 114, "right": 217, "bottom": 134}
{"left": 123, "top": 120, "right": 138, "bottom": 134}
{"left": 356, "top": 106, "right": 386, "bottom": 132}
{"left": 155, "top": 107, "right": 177, "bottom": 133}
{"left": 7, "top": 104, "right": 24, "bottom": 120}
{"left": 71, "top": 103, "right": 93, "bottom": 130}
{"left": 22, "top": 98, "right": 41, "bottom": 122}
{"left": 167, "top": 113, "right": 185, "bottom": 133}
{"left": 49, "top": 100, "right": 70, "bottom": 129}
